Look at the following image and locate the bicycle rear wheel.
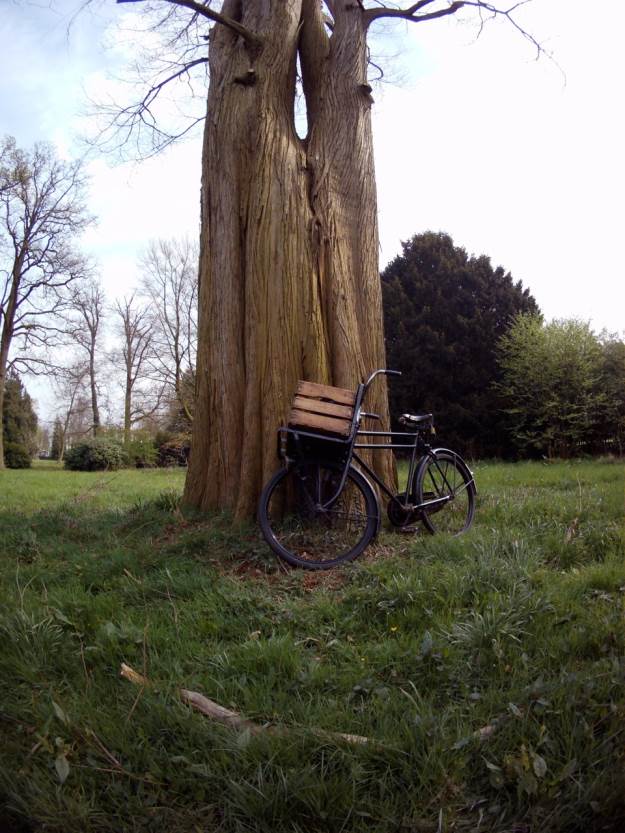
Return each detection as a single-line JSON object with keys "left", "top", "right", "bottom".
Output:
{"left": 413, "top": 449, "right": 475, "bottom": 536}
{"left": 258, "top": 460, "right": 378, "bottom": 569}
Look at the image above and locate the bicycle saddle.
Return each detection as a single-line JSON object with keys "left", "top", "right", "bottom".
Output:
{"left": 399, "top": 413, "right": 433, "bottom": 427}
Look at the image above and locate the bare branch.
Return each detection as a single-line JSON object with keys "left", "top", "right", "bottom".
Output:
{"left": 366, "top": 1, "right": 464, "bottom": 25}
{"left": 137, "top": 237, "right": 197, "bottom": 428}
{"left": 88, "top": 46, "right": 209, "bottom": 159}
{"left": 364, "top": 1, "right": 549, "bottom": 62}
{"left": 162, "top": 0, "right": 262, "bottom": 49}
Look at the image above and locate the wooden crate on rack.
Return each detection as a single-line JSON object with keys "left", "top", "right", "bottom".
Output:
{"left": 288, "top": 381, "right": 357, "bottom": 438}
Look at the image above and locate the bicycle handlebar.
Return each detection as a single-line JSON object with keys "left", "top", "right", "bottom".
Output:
{"left": 363, "top": 368, "right": 402, "bottom": 388}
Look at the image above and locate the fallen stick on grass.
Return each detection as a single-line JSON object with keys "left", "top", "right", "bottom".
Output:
{"left": 120, "top": 663, "right": 373, "bottom": 747}
{"left": 179, "top": 689, "right": 267, "bottom": 735}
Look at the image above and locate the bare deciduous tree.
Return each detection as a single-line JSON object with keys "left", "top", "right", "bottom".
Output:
{"left": 0, "top": 136, "right": 93, "bottom": 467}
{"left": 113, "top": 294, "right": 164, "bottom": 444}
{"left": 139, "top": 237, "right": 198, "bottom": 426}
{"left": 52, "top": 363, "right": 91, "bottom": 459}
{"left": 65, "top": 279, "right": 105, "bottom": 436}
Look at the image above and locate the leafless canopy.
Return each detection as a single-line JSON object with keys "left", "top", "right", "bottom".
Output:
{"left": 64, "top": 279, "right": 105, "bottom": 435}
{"left": 138, "top": 237, "right": 197, "bottom": 424}
{"left": 112, "top": 293, "right": 165, "bottom": 439}
{"left": 92, "top": 0, "right": 545, "bottom": 157}
{"left": 0, "top": 136, "right": 94, "bottom": 376}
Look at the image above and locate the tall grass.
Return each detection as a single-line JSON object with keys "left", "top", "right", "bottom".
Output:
{"left": 0, "top": 459, "right": 623, "bottom": 832}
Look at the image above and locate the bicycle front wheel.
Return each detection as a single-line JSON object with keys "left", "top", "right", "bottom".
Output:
{"left": 413, "top": 449, "right": 476, "bottom": 536}
{"left": 258, "top": 461, "right": 379, "bottom": 570}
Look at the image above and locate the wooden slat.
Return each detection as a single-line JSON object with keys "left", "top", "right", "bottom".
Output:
{"left": 289, "top": 408, "right": 352, "bottom": 437}
{"left": 296, "top": 380, "right": 356, "bottom": 407}
{"left": 292, "top": 395, "right": 353, "bottom": 420}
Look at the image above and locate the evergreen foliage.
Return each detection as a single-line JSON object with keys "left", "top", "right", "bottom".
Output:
{"left": 382, "top": 232, "right": 538, "bottom": 456}
{"left": 3, "top": 441, "right": 31, "bottom": 469}
{"left": 2, "top": 372, "right": 37, "bottom": 463}
{"left": 63, "top": 437, "right": 124, "bottom": 471}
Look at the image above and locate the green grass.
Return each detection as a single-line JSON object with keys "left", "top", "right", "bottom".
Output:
{"left": 0, "top": 459, "right": 624, "bottom": 832}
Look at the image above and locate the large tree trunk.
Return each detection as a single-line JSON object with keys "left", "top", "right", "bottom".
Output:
{"left": 184, "top": 0, "right": 393, "bottom": 520}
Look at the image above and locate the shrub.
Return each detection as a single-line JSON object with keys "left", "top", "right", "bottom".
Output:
{"left": 122, "top": 439, "right": 158, "bottom": 469}
{"left": 153, "top": 488, "right": 182, "bottom": 511}
{"left": 157, "top": 434, "right": 191, "bottom": 467}
{"left": 63, "top": 438, "right": 124, "bottom": 471}
{"left": 4, "top": 442, "right": 31, "bottom": 469}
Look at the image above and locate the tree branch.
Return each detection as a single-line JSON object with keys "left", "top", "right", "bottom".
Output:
{"left": 364, "top": 1, "right": 547, "bottom": 60}
{"left": 162, "top": 0, "right": 262, "bottom": 49}
{"left": 141, "top": 57, "right": 208, "bottom": 105}
{"left": 365, "top": 1, "right": 464, "bottom": 25}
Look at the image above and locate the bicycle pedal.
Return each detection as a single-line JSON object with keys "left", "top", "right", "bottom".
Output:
{"left": 395, "top": 526, "right": 420, "bottom": 535}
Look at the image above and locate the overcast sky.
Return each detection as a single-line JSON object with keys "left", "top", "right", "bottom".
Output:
{"left": 1, "top": 1, "right": 623, "bottom": 419}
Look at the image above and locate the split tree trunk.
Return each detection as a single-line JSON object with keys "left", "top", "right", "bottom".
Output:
{"left": 184, "top": 0, "right": 394, "bottom": 519}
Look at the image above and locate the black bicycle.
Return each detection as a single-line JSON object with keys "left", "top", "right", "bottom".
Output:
{"left": 258, "top": 369, "right": 476, "bottom": 570}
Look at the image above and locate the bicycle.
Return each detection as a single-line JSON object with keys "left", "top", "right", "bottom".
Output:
{"left": 258, "top": 369, "right": 476, "bottom": 570}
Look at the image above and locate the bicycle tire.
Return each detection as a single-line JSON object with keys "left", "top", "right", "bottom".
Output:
{"left": 413, "top": 449, "right": 476, "bottom": 536}
{"left": 258, "top": 460, "right": 379, "bottom": 569}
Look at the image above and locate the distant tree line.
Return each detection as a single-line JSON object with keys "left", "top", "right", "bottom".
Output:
{"left": 383, "top": 232, "right": 624, "bottom": 459}
{"left": 2, "top": 135, "right": 622, "bottom": 469}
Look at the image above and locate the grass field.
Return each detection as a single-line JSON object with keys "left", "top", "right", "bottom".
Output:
{"left": 0, "top": 459, "right": 623, "bottom": 832}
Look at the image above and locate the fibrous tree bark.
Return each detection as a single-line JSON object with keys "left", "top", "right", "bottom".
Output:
{"left": 111, "top": 1, "right": 542, "bottom": 518}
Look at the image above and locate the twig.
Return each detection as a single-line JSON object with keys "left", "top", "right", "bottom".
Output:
{"left": 120, "top": 663, "right": 374, "bottom": 746}
{"left": 121, "top": 663, "right": 149, "bottom": 686}
{"left": 80, "top": 640, "right": 91, "bottom": 691}
{"left": 84, "top": 728, "right": 122, "bottom": 769}
{"left": 179, "top": 689, "right": 267, "bottom": 735}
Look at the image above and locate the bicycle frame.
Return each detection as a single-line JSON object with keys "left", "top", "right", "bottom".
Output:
{"left": 277, "top": 369, "right": 465, "bottom": 516}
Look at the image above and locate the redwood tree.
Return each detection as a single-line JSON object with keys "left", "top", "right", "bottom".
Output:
{"left": 114, "top": 1, "right": 540, "bottom": 518}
